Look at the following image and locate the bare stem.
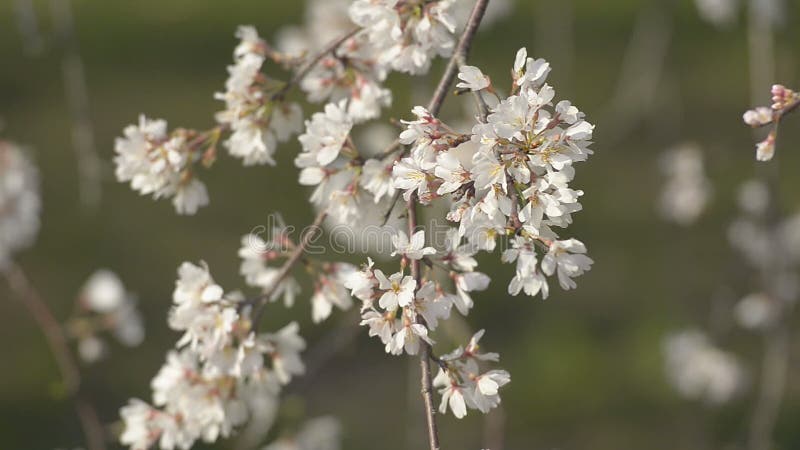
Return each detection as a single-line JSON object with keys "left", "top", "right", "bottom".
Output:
{"left": 410, "top": 1, "right": 490, "bottom": 449}
{"left": 2, "top": 262, "right": 106, "bottom": 450}
{"left": 252, "top": 209, "right": 328, "bottom": 323}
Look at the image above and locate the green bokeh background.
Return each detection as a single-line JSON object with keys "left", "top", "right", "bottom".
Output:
{"left": 2, "top": 0, "right": 800, "bottom": 449}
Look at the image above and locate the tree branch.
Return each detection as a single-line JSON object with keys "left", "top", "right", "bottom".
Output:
{"left": 410, "top": 3, "right": 490, "bottom": 449}
{"left": 2, "top": 262, "right": 106, "bottom": 450}
{"left": 427, "top": 0, "right": 490, "bottom": 116}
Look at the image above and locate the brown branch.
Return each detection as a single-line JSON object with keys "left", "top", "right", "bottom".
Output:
{"left": 427, "top": 0, "right": 490, "bottom": 116}
{"left": 408, "top": 192, "right": 441, "bottom": 450}
{"left": 410, "top": 2, "right": 491, "bottom": 449}
{"left": 252, "top": 209, "right": 328, "bottom": 323}
{"left": 2, "top": 262, "right": 106, "bottom": 450}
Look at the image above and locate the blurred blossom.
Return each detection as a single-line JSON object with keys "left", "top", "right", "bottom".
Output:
{"left": 658, "top": 144, "right": 712, "bottom": 226}
{"left": 77, "top": 334, "right": 106, "bottom": 364}
{"left": 275, "top": 0, "right": 352, "bottom": 53}
{"left": 749, "top": 0, "right": 785, "bottom": 27}
{"left": 262, "top": 417, "right": 341, "bottom": 450}
{"left": 82, "top": 269, "right": 127, "bottom": 313}
{"left": 663, "top": 329, "right": 744, "bottom": 404}
{"left": 734, "top": 292, "right": 777, "bottom": 330}
{"left": 694, "top": 0, "right": 739, "bottom": 27}
{"left": 728, "top": 216, "right": 772, "bottom": 268}
{"left": 120, "top": 262, "right": 307, "bottom": 450}
{"left": 0, "top": 141, "right": 40, "bottom": 268}
{"left": 71, "top": 269, "right": 145, "bottom": 363}
{"left": 737, "top": 179, "right": 770, "bottom": 215}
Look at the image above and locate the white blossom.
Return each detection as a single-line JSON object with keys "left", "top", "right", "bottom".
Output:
{"left": 457, "top": 65, "right": 490, "bottom": 91}
{"left": 120, "top": 261, "right": 306, "bottom": 450}
{"left": 658, "top": 143, "right": 712, "bottom": 226}
{"left": 541, "top": 239, "right": 593, "bottom": 291}
{"left": 375, "top": 269, "right": 416, "bottom": 310}
{"left": 114, "top": 116, "right": 209, "bottom": 214}
{"left": 216, "top": 27, "right": 303, "bottom": 166}
{"left": 391, "top": 230, "right": 436, "bottom": 260}
{"left": 298, "top": 100, "right": 354, "bottom": 166}
{"left": 349, "top": 0, "right": 458, "bottom": 75}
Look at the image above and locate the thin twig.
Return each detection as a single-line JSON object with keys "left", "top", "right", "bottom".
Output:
{"left": 273, "top": 28, "right": 360, "bottom": 100}
{"left": 2, "top": 262, "right": 106, "bottom": 450}
{"left": 252, "top": 209, "right": 328, "bottom": 323}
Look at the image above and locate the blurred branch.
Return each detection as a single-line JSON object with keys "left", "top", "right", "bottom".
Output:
{"left": 483, "top": 404, "right": 507, "bottom": 450}
{"left": 749, "top": 321, "right": 789, "bottom": 450}
{"left": 2, "top": 262, "right": 106, "bottom": 450}
{"left": 50, "top": 0, "right": 103, "bottom": 210}
{"left": 289, "top": 310, "right": 362, "bottom": 393}
{"left": 600, "top": 0, "right": 675, "bottom": 144}
{"left": 13, "top": 0, "right": 45, "bottom": 55}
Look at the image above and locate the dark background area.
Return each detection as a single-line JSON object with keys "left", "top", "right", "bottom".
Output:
{"left": 2, "top": 0, "right": 800, "bottom": 449}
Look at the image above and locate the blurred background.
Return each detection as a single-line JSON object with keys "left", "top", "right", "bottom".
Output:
{"left": 2, "top": 0, "right": 800, "bottom": 449}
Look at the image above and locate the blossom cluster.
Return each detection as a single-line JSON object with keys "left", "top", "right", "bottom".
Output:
{"left": 392, "top": 48, "right": 594, "bottom": 298}
{"left": 67, "top": 269, "right": 144, "bottom": 363}
{"left": 433, "top": 330, "right": 511, "bottom": 418}
{"left": 114, "top": 116, "right": 209, "bottom": 215}
{"left": 742, "top": 84, "right": 800, "bottom": 161}
{"left": 120, "top": 262, "right": 306, "bottom": 450}
{"left": 342, "top": 229, "right": 509, "bottom": 418}
{"left": 0, "top": 140, "right": 40, "bottom": 267}
{"left": 350, "top": 0, "right": 457, "bottom": 75}
{"left": 215, "top": 26, "right": 303, "bottom": 166}
{"left": 115, "top": 0, "right": 463, "bottom": 216}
